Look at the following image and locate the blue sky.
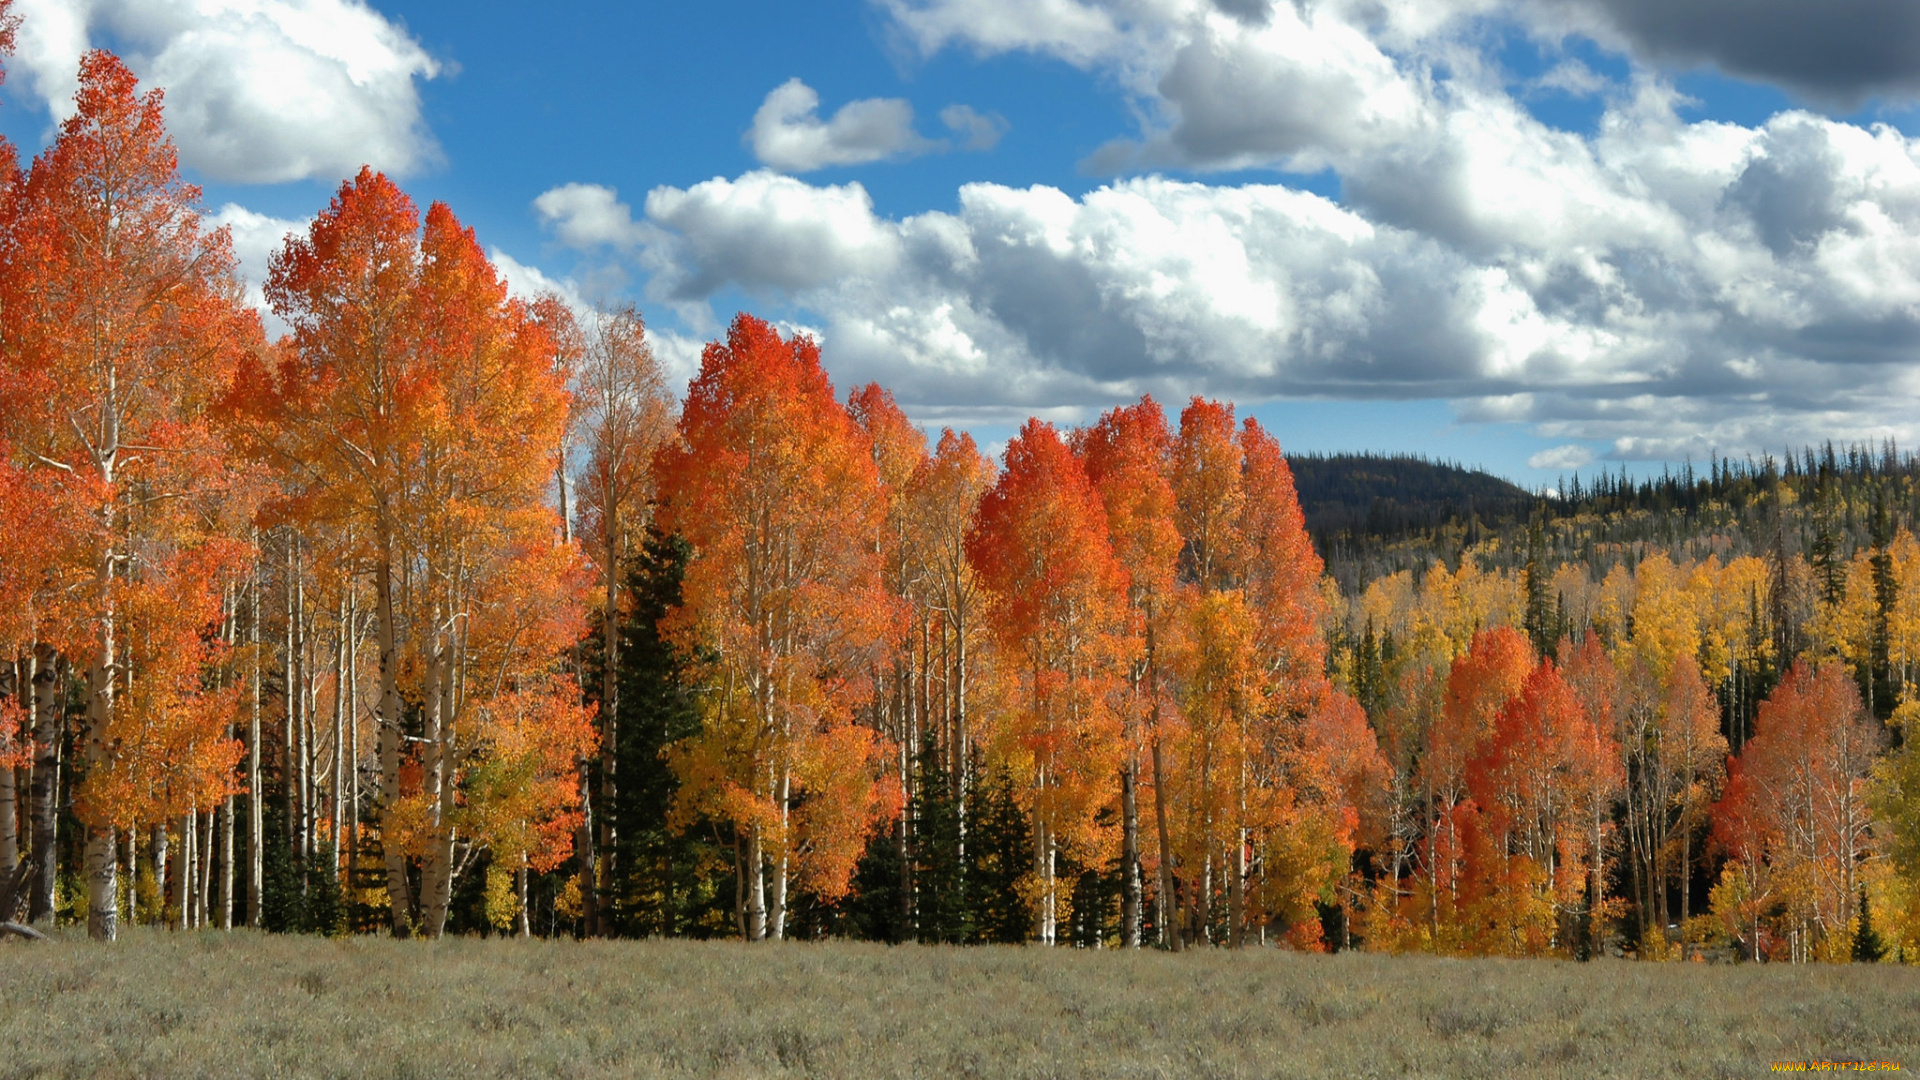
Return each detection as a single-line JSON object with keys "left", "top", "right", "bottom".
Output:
{"left": 7, "top": 0, "right": 1920, "bottom": 487}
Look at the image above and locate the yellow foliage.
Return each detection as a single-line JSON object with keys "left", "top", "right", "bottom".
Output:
{"left": 484, "top": 863, "right": 520, "bottom": 932}
{"left": 554, "top": 874, "right": 585, "bottom": 922}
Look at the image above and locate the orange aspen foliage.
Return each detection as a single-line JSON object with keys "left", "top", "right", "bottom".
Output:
{"left": 968, "top": 417, "right": 1131, "bottom": 944}
{"left": 847, "top": 382, "right": 927, "bottom": 767}
{"left": 1171, "top": 589, "right": 1260, "bottom": 943}
{"left": 3, "top": 51, "right": 262, "bottom": 940}
{"left": 1166, "top": 399, "right": 1373, "bottom": 948}
{"left": 1172, "top": 399, "right": 1245, "bottom": 589}
{"left": 1462, "top": 659, "right": 1598, "bottom": 955}
{"left": 1558, "top": 630, "right": 1627, "bottom": 955}
{"left": 1236, "top": 417, "right": 1327, "bottom": 687}
{"left": 1657, "top": 655, "right": 1727, "bottom": 934}
{"left": 1262, "top": 680, "right": 1389, "bottom": 948}
{"left": 903, "top": 428, "right": 1002, "bottom": 826}
{"left": 460, "top": 677, "right": 598, "bottom": 875}
{"left": 655, "top": 314, "right": 898, "bottom": 941}
{"left": 1415, "top": 625, "right": 1534, "bottom": 945}
{"left": 1711, "top": 660, "right": 1882, "bottom": 961}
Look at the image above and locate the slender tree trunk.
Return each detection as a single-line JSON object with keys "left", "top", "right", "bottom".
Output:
{"left": 575, "top": 777, "right": 597, "bottom": 936}
{"left": 122, "top": 827, "right": 138, "bottom": 928}
{"left": 897, "top": 660, "right": 913, "bottom": 937}
{"left": 85, "top": 579, "right": 118, "bottom": 940}
{"left": 150, "top": 825, "right": 167, "bottom": 928}
{"left": 771, "top": 768, "right": 790, "bottom": 941}
{"left": 1229, "top": 827, "right": 1247, "bottom": 949}
{"left": 248, "top": 561, "right": 264, "bottom": 929}
{"left": 0, "top": 666, "right": 15, "bottom": 881}
{"left": 746, "top": 822, "right": 767, "bottom": 941}
{"left": 284, "top": 544, "right": 298, "bottom": 861}
{"left": 85, "top": 822, "right": 117, "bottom": 941}
{"left": 217, "top": 795, "right": 234, "bottom": 930}
{"left": 1679, "top": 819, "right": 1691, "bottom": 943}
{"left": 1150, "top": 733, "right": 1177, "bottom": 951}
{"left": 29, "top": 648, "right": 60, "bottom": 926}
{"left": 1032, "top": 806, "right": 1053, "bottom": 945}
{"left": 374, "top": 546, "right": 413, "bottom": 937}
{"left": 347, "top": 588, "right": 360, "bottom": 882}
{"left": 1589, "top": 804, "right": 1605, "bottom": 958}
{"left": 198, "top": 805, "right": 214, "bottom": 929}
{"left": 733, "top": 837, "right": 747, "bottom": 939}
{"left": 218, "top": 591, "right": 236, "bottom": 931}
{"left": 598, "top": 530, "right": 620, "bottom": 936}
{"left": 296, "top": 559, "right": 312, "bottom": 864}
{"left": 172, "top": 812, "right": 191, "bottom": 931}
{"left": 420, "top": 640, "right": 456, "bottom": 937}
{"left": 1045, "top": 832, "right": 1058, "bottom": 946}
{"left": 1121, "top": 755, "right": 1141, "bottom": 948}
{"left": 515, "top": 859, "right": 531, "bottom": 939}
{"left": 953, "top": 624, "right": 970, "bottom": 869}
{"left": 333, "top": 599, "right": 346, "bottom": 862}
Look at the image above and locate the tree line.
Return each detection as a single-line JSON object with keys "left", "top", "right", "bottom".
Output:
{"left": 6, "top": 32, "right": 1920, "bottom": 962}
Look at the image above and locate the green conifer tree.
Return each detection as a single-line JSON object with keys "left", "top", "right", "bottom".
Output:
{"left": 610, "top": 531, "right": 734, "bottom": 938}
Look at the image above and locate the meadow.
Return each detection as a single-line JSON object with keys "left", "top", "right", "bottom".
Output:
{"left": 2, "top": 931, "right": 1915, "bottom": 1080}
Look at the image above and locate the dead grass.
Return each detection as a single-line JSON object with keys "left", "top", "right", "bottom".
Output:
{"left": 3, "top": 928, "right": 1916, "bottom": 1079}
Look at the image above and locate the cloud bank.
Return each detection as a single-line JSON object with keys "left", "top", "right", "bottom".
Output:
{"left": 531, "top": 0, "right": 1920, "bottom": 458}
{"left": 543, "top": 124, "right": 1920, "bottom": 455}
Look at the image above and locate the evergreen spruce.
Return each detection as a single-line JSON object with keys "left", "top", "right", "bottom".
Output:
{"left": 609, "top": 530, "right": 734, "bottom": 938}
{"left": 967, "top": 765, "right": 1032, "bottom": 944}
{"left": 1854, "top": 888, "right": 1887, "bottom": 963}
{"left": 910, "top": 743, "right": 971, "bottom": 943}
{"left": 305, "top": 843, "right": 345, "bottom": 937}
{"left": 1522, "top": 509, "right": 1554, "bottom": 656}
{"left": 1870, "top": 484, "right": 1897, "bottom": 721}
{"left": 845, "top": 828, "right": 906, "bottom": 942}
{"left": 259, "top": 789, "right": 306, "bottom": 934}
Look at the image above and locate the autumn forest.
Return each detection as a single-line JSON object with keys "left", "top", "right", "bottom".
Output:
{"left": 11, "top": 27, "right": 1920, "bottom": 975}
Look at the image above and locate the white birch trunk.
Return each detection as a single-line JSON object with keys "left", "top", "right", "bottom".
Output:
{"left": 248, "top": 562, "right": 264, "bottom": 929}
{"left": 747, "top": 822, "right": 767, "bottom": 940}
{"left": 420, "top": 637, "right": 456, "bottom": 937}
{"left": 29, "top": 648, "right": 61, "bottom": 926}
{"left": 374, "top": 546, "right": 413, "bottom": 937}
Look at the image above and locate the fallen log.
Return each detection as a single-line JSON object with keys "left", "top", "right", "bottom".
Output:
{"left": 0, "top": 921, "right": 46, "bottom": 941}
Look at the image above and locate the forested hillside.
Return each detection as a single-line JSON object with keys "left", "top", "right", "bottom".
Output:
{"left": 1290, "top": 453, "right": 1531, "bottom": 540}
{"left": 1289, "top": 453, "right": 1534, "bottom": 588}
{"left": 10, "top": 26, "right": 1920, "bottom": 969}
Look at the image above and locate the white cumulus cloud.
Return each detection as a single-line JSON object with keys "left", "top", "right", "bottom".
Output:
{"left": 745, "top": 79, "right": 1005, "bottom": 173}
{"left": 532, "top": 182, "right": 650, "bottom": 252}
{"left": 11, "top": 0, "right": 440, "bottom": 184}
{"left": 748, "top": 78, "right": 933, "bottom": 172}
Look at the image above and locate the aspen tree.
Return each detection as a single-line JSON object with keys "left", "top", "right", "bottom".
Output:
{"left": 573, "top": 303, "right": 671, "bottom": 936}
{"left": 967, "top": 418, "right": 1130, "bottom": 944}
{"left": 656, "top": 315, "right": 897, "bottom": 940}
{"left": 1074, "top": 399, "right": 1178, "bottom": 948}
{"left": 256, "top": 170, "right": 578, "bottom": 937}
{"left": 5, "top": 52, "right": 259, "bottom": 939}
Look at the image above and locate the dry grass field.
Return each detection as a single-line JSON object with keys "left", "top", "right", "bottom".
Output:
{"left": 3, "top": 929, "right": 1916, "bottom": 1080}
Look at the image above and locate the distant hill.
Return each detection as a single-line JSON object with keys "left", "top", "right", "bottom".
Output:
{"left": 1293, "top": 441, "right": 1920, "bottom": 595}
{"left": 1287, "top": 452, "right": 1534, "bottom": 542}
